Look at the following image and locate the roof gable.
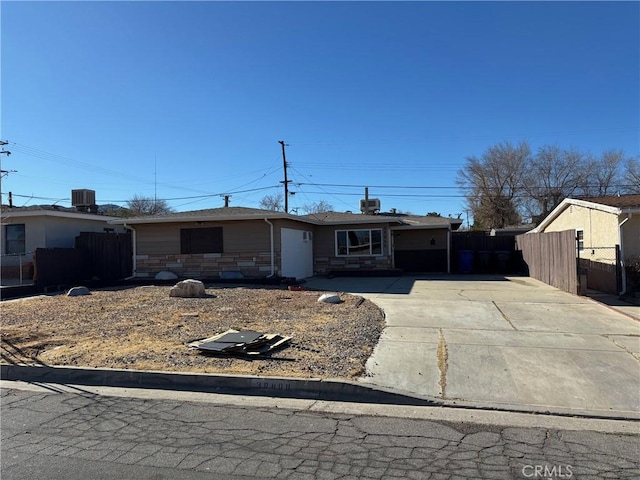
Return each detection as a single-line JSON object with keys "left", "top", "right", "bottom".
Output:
{"left": 530, "top": 195, "right": 640, "bottom": 233}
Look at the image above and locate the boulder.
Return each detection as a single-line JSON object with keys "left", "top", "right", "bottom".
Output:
{"left": 317, "top": 293, "right": 341, "bottom": 304}
{"left": 67, "top": 286, "right": 90, "bottom": 297}
{"left": 155, "top": 271, "right": 178, "bottom": 280}
{"left": 169, "top": 279, "right": 206, "bottom": 298}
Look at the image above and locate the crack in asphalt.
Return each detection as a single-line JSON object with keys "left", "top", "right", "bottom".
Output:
{"left": 2, "top": 389, "right": 639, "bottom": 479}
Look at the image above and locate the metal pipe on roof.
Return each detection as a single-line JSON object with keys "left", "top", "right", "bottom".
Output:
{"left": 264, "top": 218, "right": 275, "bottom": 277}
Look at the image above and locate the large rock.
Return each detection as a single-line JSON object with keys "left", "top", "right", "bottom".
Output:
{"left": 155, "top": 271, "right": 178, "bottom": 280}
{"left": 169, "top": 279, "right": 206, "bottom": 298}
{"left": 67, "top": 286, "right": 90, "bottom": 296}
{"left": 317, "top": 293, "right": 342, "bottom": 304}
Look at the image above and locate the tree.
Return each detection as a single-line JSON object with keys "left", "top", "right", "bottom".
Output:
{"left": 457, "top": 141, "right": 530, "bottom": 229}
{"left": 581, "top": 150, "right": 625, "bottom": 197}
{"left": 624, "top": 157, "right": 640, "bottom": 194}
{"left": 259, "top": 194, "right": 284, "bottom": 211}
{"left": 302, "top": 200, "right": 333, "bottom": 214}
{"left": 126, "top": 195, "right": 173, "bottom": 216}
{"left": 522, "top": 145, "right": 585, "bottom": 223}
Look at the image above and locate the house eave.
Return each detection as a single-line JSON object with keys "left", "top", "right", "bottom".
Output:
{"left": 109, "top": 213, "right": 316, "bottom": 225}
{"left": 0, "top": 209, "right": 117, "bottom": 223}
{"left": 390, "top": 224, "right": 452, "bottom": 231}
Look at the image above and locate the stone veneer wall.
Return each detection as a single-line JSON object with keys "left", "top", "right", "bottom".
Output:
{"left": 313, "top": 255, "right": 392, "bottom": 274}
{"left": 135, "top": 252, "right": 280, "bottom": 279}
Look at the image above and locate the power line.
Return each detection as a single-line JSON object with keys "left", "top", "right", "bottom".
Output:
{"left": 284, "top": 128, "right": 639, "bottom": 146}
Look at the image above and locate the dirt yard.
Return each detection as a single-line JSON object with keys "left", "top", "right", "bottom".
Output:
{"left": 0, "top": 284, "right": 385, "bottom": 379}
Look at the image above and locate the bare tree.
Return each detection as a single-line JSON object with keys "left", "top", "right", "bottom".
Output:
{"left": 624, "top": 157, "right": 640, "bottom": 194}
{"left": 125, "top": 195, "right": 173, "bottom": 216}
{"left": 302, "top": 200, "right": 333, "bottom": 214}
{"left": 581, "top": 150, "right": 625, "bottom": 197}
{"left": 523, "top": 146, "right": 585, "bottom": 222}
{"left": 457, "top": 141, "right": 530, "bottom": 229}
{"left": 259, "top": 194, "right": 284, "bottom": 211}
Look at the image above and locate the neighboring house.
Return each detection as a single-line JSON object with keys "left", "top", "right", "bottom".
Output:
{"left": 109, "top": 207, "right": 462, "bottom": 280}
{"left": 489, "top": 224, "right": 535, "bottom": 236}
{"left": 530, "top": 195, "right": 640, "bottom": 294}
{"left": 0, "top": 206, "right": 122, "bottom": 283}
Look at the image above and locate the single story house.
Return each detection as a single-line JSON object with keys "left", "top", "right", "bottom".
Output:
{"left": 0, "top": 206, "right": 123, "bottom": 283}
{"left": 529, "top": 194, "right": 640, "bottom": 294}
{"left": 109, "top": 207, "right": 462, "bottom": 280}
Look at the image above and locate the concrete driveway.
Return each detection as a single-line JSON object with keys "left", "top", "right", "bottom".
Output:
{"left": 305, "top": 275, "right": 640, "bottom": 418}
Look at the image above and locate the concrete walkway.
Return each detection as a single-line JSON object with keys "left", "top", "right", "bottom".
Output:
{"left": 305, "top": 275, "right": 640, "bottom": 418}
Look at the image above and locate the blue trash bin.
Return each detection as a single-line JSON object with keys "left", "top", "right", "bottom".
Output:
{"left": 458, "top": 250, "right": 474, "bottom": 274}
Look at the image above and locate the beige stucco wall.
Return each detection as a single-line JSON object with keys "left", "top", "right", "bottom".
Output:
{"left": 540, "top": 205, "right": 619, "bottom": 249}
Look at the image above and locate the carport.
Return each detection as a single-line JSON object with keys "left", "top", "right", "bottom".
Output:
{"left": 392, "top": 225, "right": 450, "bottom": 273}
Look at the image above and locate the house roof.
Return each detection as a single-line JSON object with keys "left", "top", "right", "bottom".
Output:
{"left": 530, "top": 195, "right": 640, "bottom": 233}
{"left": 109, "top": 206, "right": 301, "bottom": 225}
{"left": 109, "top": 206, "right": 462, "bottom": 230}
{"left": 0, "top": 206, "right": 116, "bottom": 222}
{"left": 294, "top": 211, "right": 461, "bottom": 229}
{"left": 575, "top": 194, "right": 640, "bottom": 209}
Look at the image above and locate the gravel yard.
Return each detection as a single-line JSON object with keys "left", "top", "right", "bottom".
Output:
{"left": 0, "top": 284, "right": 385, "bottom": 379}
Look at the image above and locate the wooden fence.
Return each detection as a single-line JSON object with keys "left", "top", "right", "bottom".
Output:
{"left": 75, "top": 231, "right": 132, "bottom": 282}
{"left": 451, "top": 232, "right": 523, "bottom": 274}
{"left": 515, "top": 230, "right": 578, "bottom": 295}
{"left": 33, "top": 232, "right": 132, "bottom": 288}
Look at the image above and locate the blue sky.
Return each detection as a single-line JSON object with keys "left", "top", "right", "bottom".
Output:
{"left": 1, "top": 1, "right": 638, "bottom": 221}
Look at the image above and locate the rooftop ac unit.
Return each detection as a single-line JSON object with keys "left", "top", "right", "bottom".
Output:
{"left": 360, "top": 198, "right": 381, "bottom": 214}
{"left": 72, "top": 189, "right": 96, "bottom": 207}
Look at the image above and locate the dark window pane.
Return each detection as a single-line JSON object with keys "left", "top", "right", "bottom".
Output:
{"left": 5, "top": 224, "right": 25, "bottom": 254}
{"left": 181, "top": 227, "right": 223, "bottom": 254}
{"left": 371, "top": 229, "right": 382, "bottom": 255}
{"left": 337, "top": 231, "right": 347, "bottom": 255}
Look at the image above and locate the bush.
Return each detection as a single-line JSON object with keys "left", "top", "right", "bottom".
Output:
{"left": 625, "top": 255, "right": 640, "bottom": 293}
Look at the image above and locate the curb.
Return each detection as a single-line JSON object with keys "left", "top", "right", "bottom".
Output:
{"left": 584, "top": 296, "right": 640, "bottom": 323}
{"left": 2, "top": 363, "right": 639, "bottom": 421}
{"left": 0, "top": 363, "right": 436, "bottom": 406}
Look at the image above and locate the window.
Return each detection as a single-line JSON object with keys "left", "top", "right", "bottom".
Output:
{"left": 5, "top": 224, "right": 25, "bottom": 254}
{"left": 576, "top": 230, "right": 584, "bottom": 252}
{"left": 336, "top": 229, "right": 383, "bottom": 256}
{"left": 180, "top": 227, "right": 223, "bottom": 254}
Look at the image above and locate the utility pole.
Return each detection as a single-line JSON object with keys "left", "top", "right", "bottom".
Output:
{"left": 278, "top": 140, "right": 290, "bottom": 213}
{"left": 0, "top": 141, "right": 13, "bottom": 210}
{"left": 0, "top": 140, "right": 12, "bottom": 256}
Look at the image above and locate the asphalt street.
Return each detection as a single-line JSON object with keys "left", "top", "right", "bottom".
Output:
{"left": 2, "top": 384, "right": 639, "bottom": 480}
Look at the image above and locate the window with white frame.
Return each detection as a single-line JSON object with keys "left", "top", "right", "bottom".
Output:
{"left": 5, "top": 224, "right": 25, "bottom": 255}
{"left": 336, "top": 229, "right": 383, "bottom": 256}
{"left": 576, "top": 229, "right": 584, "bottom": 251}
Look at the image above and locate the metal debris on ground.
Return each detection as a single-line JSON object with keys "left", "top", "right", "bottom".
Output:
{"left": 186, "top": 329, "right": 292, "bottom": 356}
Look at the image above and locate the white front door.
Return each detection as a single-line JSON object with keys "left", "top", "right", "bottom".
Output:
{"left": 280, "top": 228, "right": 313, "bottom": 279}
